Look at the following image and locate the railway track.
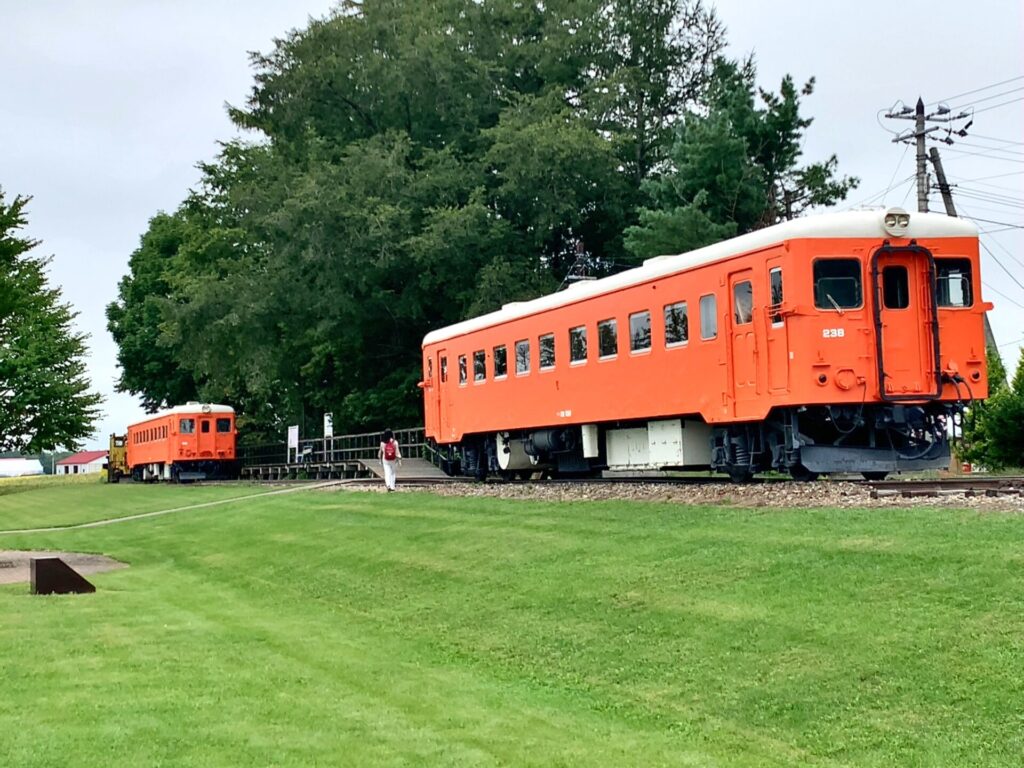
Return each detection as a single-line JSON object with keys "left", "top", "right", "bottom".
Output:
{"left": 865, "top": 476, "right": 1024, "bottom": 498}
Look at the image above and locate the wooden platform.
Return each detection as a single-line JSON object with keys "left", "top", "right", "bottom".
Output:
{"left": 241, "top": 457, "right": 450, "bottom": 482}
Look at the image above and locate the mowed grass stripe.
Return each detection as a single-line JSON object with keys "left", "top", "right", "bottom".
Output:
{"left": 1, "top": 487, "right": 1021, "bottom": 766}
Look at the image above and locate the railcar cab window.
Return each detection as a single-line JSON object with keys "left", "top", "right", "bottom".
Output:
{"left": 539, "top": 334, "right": 556, "bottom": 369}
{"left": 629, "top": 311, "right": 651, "bottom": 352}
{"left": 936, "top": 258, "right": 973, "bottom": 307}
{"left": 699, "top": 294, "right": 717, "bottom": 340}
{"left": 769, "top": 268, "right": 784, "bottom": 325}
{"left": 814, "top": 259, "right": 862, "bottom": 310}
{"left": 598, "top": 319, "right": 618, "bottom": 358}
{"left": 733, "top": 281, "right": 753, "bottom": 325}
{"left": 882, "top": 265, "right": 910, "bottom": 309}
{"left": 458, "top": 355, "right": 468, "bottom": 385}
{"left": 180, "top": 418, "right": 195, "bottom": 434}
{"left": 473, "top": 350, "right": 486, "bottom": 381}
{"left": 569, "top": 326, "right": 587, "bottom": 363}
{"left": 493, "top": 345, "right": 508, "bottom": 378}
{"left": 216, "top": 418, "right": 231, "bottom": 433}
{"left": 664, "top": 302, "right": 688, "bottom": 346}
{"left": 515, "top": 340, "right": 530, "bottom": 375}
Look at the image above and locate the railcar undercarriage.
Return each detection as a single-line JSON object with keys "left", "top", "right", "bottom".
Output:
{"left": 445, "top": 400, "right": 965, "bottom": 482}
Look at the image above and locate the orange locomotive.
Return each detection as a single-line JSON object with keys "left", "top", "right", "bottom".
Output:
{"left": 421, "top": 209, "right": 990, "bottom": 480}
{"left": 108, "top": 402, "right": 238, "bottom": 482}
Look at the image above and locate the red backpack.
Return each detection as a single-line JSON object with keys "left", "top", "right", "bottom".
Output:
{"left": 383, "top": 439, "right": 397, "bottom": 461}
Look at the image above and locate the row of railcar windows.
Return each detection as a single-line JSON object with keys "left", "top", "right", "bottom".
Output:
{"left": 132, "top": 418, "right": 232, "bottom": 442}
{"left": 133, "top": 426, "right": 168, "bottom": 444}
{"left": 454, "top": 296, "right": 722, "bottom": 385}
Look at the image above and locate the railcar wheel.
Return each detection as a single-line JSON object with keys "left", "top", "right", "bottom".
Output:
{"left": 861, "top": 471, "right": 888, "bottom": 481}
{"left": 728, "top": 467, "right": 753, "bottom": 483}
{"left": 789, "top": 465, "right": 819, "bottom": 482}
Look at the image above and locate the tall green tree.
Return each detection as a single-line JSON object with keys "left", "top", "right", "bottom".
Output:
{"left": 0, "top": 190, "right": 102, "bottom": 452}
{"left": 625, "top": 58, "right": 858, "bottom": 258}
{"left": 960, "top": 348, "right": 1022, "bottom": 470}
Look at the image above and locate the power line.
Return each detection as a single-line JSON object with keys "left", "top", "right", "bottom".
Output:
{"left": 983, "top": 282, "right": 1024, "bottom": 311}
{"left": 968, "top": 215, "right": 1024, "bottom": 229}
{"left": 997, "top": 335, "right": 1024, "bottom": 349}
{"left": 980, "top": 241, "right": 1024, "bottom": 293}
{"left": 971, "top": 96, "right": 1024, "bottom": 115}
{"left": 940, "top": 145, "right": 1024, "bottom": 164}
{"left": 929, "top": 75, "right": 1024, "bottom": 107}
{"left": 954, "top": 170, "right": 1024, "bottom": 184}
{"left": 968, "top": 133, "right": 1024, "bottom": 148}
{"left": 949, "top": 85, "right": 1024, "bottom": 111}
{"left": 952, "top": 141, "right": 1024, "bottom": 158}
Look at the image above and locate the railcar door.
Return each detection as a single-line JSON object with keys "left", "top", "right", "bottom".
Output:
{"left": 765, "top": 260, "right": 789, "bottom": 393}
{"left": 436, "top": 350, "right": 453, "bottom": 441}
{"left": 871, "top": 246, "right": 941, "bottom": 399}
{"left": 728, "top": 270, "right": 760, "bottom": 410}
{"left": 197, "top": 414, "right": 215, "bottom": 457}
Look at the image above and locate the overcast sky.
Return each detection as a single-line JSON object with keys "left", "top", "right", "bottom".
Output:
{"left": 2, "top": 0, "right": 1021, "bottom": 449}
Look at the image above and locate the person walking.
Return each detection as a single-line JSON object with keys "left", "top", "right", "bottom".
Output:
{"left": 378, "top": 429, "right": 402, "bottom": 491}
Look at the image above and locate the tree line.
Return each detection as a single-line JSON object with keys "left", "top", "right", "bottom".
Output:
{"left": 107, "top": 0, "right": 857, "bottom": 441}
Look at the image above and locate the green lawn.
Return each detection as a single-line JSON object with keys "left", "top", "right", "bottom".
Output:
{"left": 0, "top": 485, "right": 1021, "bottom": 766}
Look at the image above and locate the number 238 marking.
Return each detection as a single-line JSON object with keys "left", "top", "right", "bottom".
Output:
{"left": 822, "top": 328, "right": 845, "bottom": 338}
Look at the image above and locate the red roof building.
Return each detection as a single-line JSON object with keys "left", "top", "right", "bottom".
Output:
{"left": 56, "top": 450, "right": 108, "bottom": 475}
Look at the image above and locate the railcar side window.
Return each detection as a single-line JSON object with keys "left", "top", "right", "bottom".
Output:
{"left": 569, "top": 326, "right": 587, "bottom": 363}
{"left": 216, "top": 418, "right": 231, "bottom": 433}
{"left": 769, "top": 268, "right": 784, "bottom": 325}
{"left": 493, "top": 345, "right": 508, "bottom": 377}
{"left": 180, "top": 418, "right": 195, "bottom": 434}
{"left": 629, "top": 311, "right": 651, "bottom": 352}
{"left": 598, "top": 319, "right": 618, "bottom": 358}
{"left": 539, "top": 334, "right": 555, "bottom": 369}
{"left": 936, "top": 258, "right": 973, "bottom": 307}
{"left": 699, "top": 295, "right": 717, "bottom": 340}
{"left": 440, "top": 356, "right": 448, "bottom": 383}
{"left": 733, "top": 281, "right": 753, "bottom": 325}
{"left": 814, "top": 259, "right": 862, "bottom": 309}
{"left": 664, "top": 302, "right": 688, "bottom": 346}
{"left": 458, "top": 355, "right": 468, "bottom": 385}
{"left": 473, "top": 350, "right": 486, "bottom": 381}
{"left": 882, "top": 265, "right": 910, "bottom": 309}
{"left": 515, "top": 340, "right": 530, "bottom": 375}
{"left": 427, "top": 359, "right": 433, "bottom": 379}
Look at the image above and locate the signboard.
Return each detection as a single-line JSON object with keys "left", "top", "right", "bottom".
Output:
{"left": 287, "top": 425, "right": 299, "bottom": 450}
{"left": 323, "top": 413, "right": 334, "bottom": 439}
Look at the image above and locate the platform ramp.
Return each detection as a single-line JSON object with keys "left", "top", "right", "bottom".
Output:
{"left": 357, "top": 458, "right": 450, "bottom": 480}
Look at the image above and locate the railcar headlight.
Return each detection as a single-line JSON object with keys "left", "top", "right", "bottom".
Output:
{"left": 883, "top": 208, "right": 910, "bottom": 237}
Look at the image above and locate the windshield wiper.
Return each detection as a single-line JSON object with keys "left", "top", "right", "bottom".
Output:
{"left": 826, "top": 293, "right": 845, "bottom": 316}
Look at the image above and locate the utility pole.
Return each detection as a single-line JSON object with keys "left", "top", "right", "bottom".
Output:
{"left": 915, "top": 99, "right": 929, "bottom": 212}
{"left": 928, "top": 145, "right": 1000, "bottom": 359}
{"left": 885, "top": 97, "right": 970, "bottom": 213}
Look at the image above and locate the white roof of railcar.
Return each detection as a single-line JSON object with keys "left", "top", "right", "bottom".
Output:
{"left": 131, "top": 403, "right": 235, "bottom": 425}
{"left": 423, "top": 209, "right": 977, "bottom": 346}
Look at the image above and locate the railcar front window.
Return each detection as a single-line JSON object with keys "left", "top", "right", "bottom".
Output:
{"left": 769, "top": 268, "right": 784, "bottom": 325}
{"left": 664, "top": 302, "right": 688, "bottom": 346}
{"left": 882, "top": 265, "right": 910, "bottom": 309}
{"left": 180, "top": 418, "right": 195, "bottom": 434}
{"left": 216, "top": 418, "right": 231, "bottom": 433}
{"left": 515, "top": 340, "right": 530, "bottom": 375}
{"left": 569, "top": 326, "right": 587, "bottom": 363}
{"left": 936, "top": 258, "right": 973, "bottom": 307}
{"left": 699, "top": 294, "right": 717, "bottom": 340}
{"left": 493, "top": 345, "right": 508, "bottom": 377}
{"left": 539, "top": 334, "right": 555, "bottom": 369}
{"left": 629, "top": 311, "right": 651, "bottom": 352}
{"left": 458, "top": 355, "right": 468, "bottom": 384}
{"left": 201, "top": 420, "right": 211, "bottom": 433}
{"left": 598, "top": 319, "right": 618, "bottom": 358}
{"left": 733, "top": 281, "right": 753, "bottom": 324}
{"left": 814, "top": 259, "right": 862, "bottom": 310}
{"left": 473, "top": 350, "right": 486, "bottom": 381}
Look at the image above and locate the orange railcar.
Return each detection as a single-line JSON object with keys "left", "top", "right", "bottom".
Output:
{"left": 117, "top": 403, "right": 238, "bottom": 482}
{"left": 421, "top": 209, "right": 990, "bottom": 480}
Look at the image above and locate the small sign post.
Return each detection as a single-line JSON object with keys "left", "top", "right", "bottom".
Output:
{"left": 323, "top": 413, "right": 333, "bottom": 463}
{"left": 287, "top": 425, "right": 299, "bottom": 464}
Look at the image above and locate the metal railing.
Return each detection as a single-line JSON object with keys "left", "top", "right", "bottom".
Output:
{"left": 238, "top": 427, "right": 429, "bottom": 467}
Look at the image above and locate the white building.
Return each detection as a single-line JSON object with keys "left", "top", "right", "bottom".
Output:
{"left": 55, "top": 450, "right": 108, "bottom": 475}
{"left": 0, "top": 458, "right": 45, "bottom": 478}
